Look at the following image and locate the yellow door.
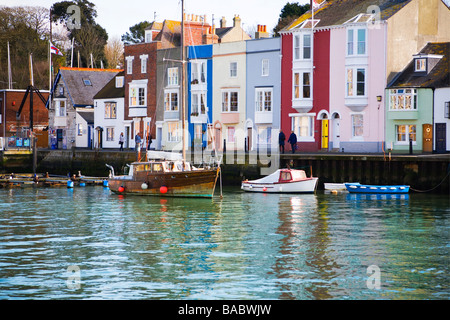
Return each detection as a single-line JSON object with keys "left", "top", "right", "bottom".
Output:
{"left": 321, "top": 120, "right": 329, "bottom": 149}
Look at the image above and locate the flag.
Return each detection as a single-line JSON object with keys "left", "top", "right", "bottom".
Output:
{"left": 50, "top": 42, "right": 63, "bottom": 56}
{"left": 312, "top": 0, "right": 321, "bottom": 9}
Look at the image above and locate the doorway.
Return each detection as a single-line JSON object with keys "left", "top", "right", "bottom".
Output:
{"left": 435, "top": 123, "right": 446, "bottom": 153}
{"left": 332, "top": 113, "right": 340, "bottom": 150}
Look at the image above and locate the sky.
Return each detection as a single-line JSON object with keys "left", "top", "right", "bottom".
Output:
{"left": 3, "top": 0, "right": 310, "bottom": 39}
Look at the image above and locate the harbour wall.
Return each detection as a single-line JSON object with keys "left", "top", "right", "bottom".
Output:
{"left": 0, "top": 150, "right": 449, "bottom": 193}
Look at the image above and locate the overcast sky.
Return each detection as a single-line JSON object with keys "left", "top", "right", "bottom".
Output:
{"left": 2, "top": 0, "right": 310, "bottom": 39}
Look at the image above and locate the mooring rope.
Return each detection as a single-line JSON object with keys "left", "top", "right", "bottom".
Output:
{"left": 410, "top": 169, "right": 450, "bottom": 193}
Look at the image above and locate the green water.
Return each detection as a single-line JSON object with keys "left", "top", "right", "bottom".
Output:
{"left": 0, "top": 186, "right": 448, "bottom": 299}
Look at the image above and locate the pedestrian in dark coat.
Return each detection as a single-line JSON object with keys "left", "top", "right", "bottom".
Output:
{"left": 287, "top": 131, "right": 297, "bottom": 154}
{"left": 278, "top": 130, "right": 286, "bottom": 154}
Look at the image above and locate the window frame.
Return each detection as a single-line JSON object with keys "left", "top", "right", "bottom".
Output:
{"left": 221, "top": 90, "right": 239, "bottom": 113}
{"left": 229, "top": 62, "right": 237, "bottom": 78}
{"left": 395, "top": 124, "right": 417, "bottom": 145}
{"left": 255, "top": 88, "right": 273, "bottom": 113}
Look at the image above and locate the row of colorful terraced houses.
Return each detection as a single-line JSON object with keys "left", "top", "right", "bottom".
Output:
{"left": 46, "top": 0, "right": 450, "bottom": 154}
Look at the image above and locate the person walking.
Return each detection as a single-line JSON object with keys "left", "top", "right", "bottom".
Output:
{"left": 278, "top": 130, "right": 286, "bottom": 154}
{"left": 287, "top": 130, "right": 297, "bottom": 154}
{"left": 147, "top": 134, "right": 152, "bottom": 150}
{"left": 135, "top": 132, "right": 142, "bottom": 151}
{"left": 119, "top": 132, "right": 124, "bottom": 151}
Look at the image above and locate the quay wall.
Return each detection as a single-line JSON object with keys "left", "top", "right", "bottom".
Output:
{"left": 0, "top": 150, "right": 448, "bottom": 193}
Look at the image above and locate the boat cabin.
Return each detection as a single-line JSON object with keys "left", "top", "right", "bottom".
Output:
{"left": 132, "top": 160, "right": 194, "bottom": 174}
{"left": 278, "top": 169, "right": 308, "bottom": 183}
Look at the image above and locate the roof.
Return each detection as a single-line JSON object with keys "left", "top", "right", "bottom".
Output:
{"left": 285, "top": 0, "right": 412, "bottom": 30}
{"left": 57, "top": 67, "right": 122, "bottom": 107}
{"left": 388, "top": 42, "right": 450, "bottom": 89}
{"left": 93, "top": 71, "right": 125, "bottom": 99}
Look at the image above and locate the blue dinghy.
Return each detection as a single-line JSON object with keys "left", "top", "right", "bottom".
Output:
{"left": 345, "top": 183, "right": 409, "bottom": 194}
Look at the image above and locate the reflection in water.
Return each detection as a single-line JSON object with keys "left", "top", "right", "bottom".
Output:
{"left": 0, "top": 187, "right": 448, "bottom": 300}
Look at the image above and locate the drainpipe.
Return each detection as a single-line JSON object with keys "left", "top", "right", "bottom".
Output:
{"left": 3, "top": 91, "right": 6, "bottom": 150}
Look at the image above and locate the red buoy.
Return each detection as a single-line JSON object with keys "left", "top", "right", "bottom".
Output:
{"left": 118, "top": 186, "right": 125, "bottom": 193}
{"left": 263, "top": 187, "right": 267, "bottom": 192}
{"left": 160, "top": 186, "right": 168, "bottom": 194}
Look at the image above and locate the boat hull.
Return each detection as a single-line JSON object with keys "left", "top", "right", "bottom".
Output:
{"left": 108, "top": 168, "right": 219, "bottom": 198}
{"left": 345, "top": 183, "right": 409, "bottom": 194}
{"left": 241, "top": 177, "right": 318, "bottom": 193}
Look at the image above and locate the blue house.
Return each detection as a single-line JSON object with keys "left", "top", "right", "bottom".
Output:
{"left": 187, "top": 44, "right": 214, "bottom": 151}
{"left": 246, "top": 35, "right": 281, "bottom": 151}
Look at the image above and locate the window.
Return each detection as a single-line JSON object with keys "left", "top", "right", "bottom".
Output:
{"left": 415, "top": 58, "right": 426, "bottom": 72}
{"left": 303, "top": 73, "right": 311, "bottom": 98}
{"left": 130, "top": 87, "right": 146, "bottom": 106}
{"left": 165, "top": 90, "right": 179, "bottom": 111}
{"left": 292, "top": 116, "right": 314, "bottom": 139}
{"left": 222, "top": 91, "right": 239, "bottom": 112}
{"left": 347, "top": 28, "right": 366, "bottom": 55}
{"left": 352, "top": 114, "right": 363, "bottom": 138}
{"left": 140, "top": 55, "right": 148, "bottom": 73}
{"left": 83, "top": 79, "right": 92, "bottom": 86}
{"left": 396, "top": 125, "right": 416, "bottom": 144}
{"left": 303, "top": 34, "right": 311, "bottom": 59}
{"left": 227, "top": 126, "right": 235, "bottom": 143}
{"left": 194, "top": 124, "right": 202, "bottom": 140}
{"left": 191, "top": 92, "right": 206, "bottom": 115}
{"left": 294, "top": 35, "right": 300, "bottom": 60}
{"left": 168, "top": 68, "right": 179, "bottom": 86}
{"left": 191, "top": 61, "right": 206, "bottom": 84}
{"left": 445, "top": 101, "right": 450, "bottom": 119}
{"left": 167, "top": 122, "right": 180, "bottom": 142}
{"left": 255, "top": 88, "right": 272, "bottom": 112}
{"left": 262, "top": 59, "right": 269, "bottom": 76}
{"left": 126, "top": 56, "right": 134, "bottom": 74}
{"left": 55, "top": 100, "right": 66, "bottom": 117}
{"left": 77, "top": 123, "right": 83, "bottom": 136}
{"left": 104, "top": 102, "right": 117, "bottom": 119}
{"left": 389, "top": 89, "right": 417, "bottom": 110}
{"left": 230, "top": 62, "right": 237, "bottom": 77}
{"left": 106, "top": 127, "right": 114, "bottom": 141}
{"left": 346, "top": 68, "right": 366, "bottom": 97}
{"left": 115, "top": 76, "right": 124, "bottom": 88}
{"left": 258, "top": 126, "right": 272, "bottom": 144}
{"left": 293, "top": 72, "right": 311, "bottom": 99}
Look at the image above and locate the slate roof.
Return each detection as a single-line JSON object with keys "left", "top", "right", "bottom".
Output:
{"left": 387, "top": 42, "right": 450, "bottom": 89}
{"left": 285, "top": 0, "right": 413, "bottom": 30}
{"left": 58, "top": 67, "right": 122, "bottom": 107}
{"left": 93, "top": 71, "right": 125, "bottom": 100}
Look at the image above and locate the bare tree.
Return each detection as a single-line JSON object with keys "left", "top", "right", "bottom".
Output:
{"left": 104, "top": 36, "right": 124, "bottom": 69}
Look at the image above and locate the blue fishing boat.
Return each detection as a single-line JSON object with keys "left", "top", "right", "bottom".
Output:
{"left": 345, "top": 183, "right": 409, "bottom": 194}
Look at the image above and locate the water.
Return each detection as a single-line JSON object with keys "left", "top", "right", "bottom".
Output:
{"left": 0, "top": 186, "right": 448, "bottom": 300}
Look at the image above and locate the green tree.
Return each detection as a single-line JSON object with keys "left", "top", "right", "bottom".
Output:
{"left": 121, "top": 21, "right": 152, "bottom": 44}
{"left": 273, "top": 2, "right": 310, "bottom": 36}
{"left": 51, "top": 0, "right": 108, "bottom": 68}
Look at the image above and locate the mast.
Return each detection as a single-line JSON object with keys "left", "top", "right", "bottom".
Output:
{"left": 181, "top": 0, "right": 186, "bottom": 161}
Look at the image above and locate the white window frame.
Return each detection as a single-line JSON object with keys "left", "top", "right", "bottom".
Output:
{"left": 351, "top": 113, "right": 364, "bottom": 139}
{"left": 291, "top": 114, "right": 315, "bottom": 142}
{"left": 346, "top": 67, "right": 367, "bottom": 97}
{"left": 303, "top": 34, "right": 311, "bottom": 59}
{"left": 167, "top": 122, "right": 180, "bottom": 142}
{"left": 255, "top": 88, "right": 272, "bottom": 112}
{"left": 129, "top": 86, "right": 146, "bottom": 107}
{"left": 389, "top": 89, "right": 418, "bottom": 111}
{"left": 167, "top": 67, "right": 179, "bottom": 86}
{"left": 164, "top": 89, "right": 179, "bottom": 112}
{"left": 261, "top": 59, "right": 269, "bottom": 76}
{"left": 221, "top": 90, "right": 239, "bottom": 113}
{"left": 191, "top": 60, "right": 207, "bottom": 84}
{"left": 125, "top": 56, "right": 134, "bottom": 74}
{"left": 395, "top": 124, "right": 417, "bottom": 145}
{"left": 293, "top": 72, "right": 311, "bottom": 99}
{"left": 347, "top": 28, "right": 367, "bottom": 56}
{"left": 140, "top": 54, "right": 148, "bottom": 74}
{"left": 104, "top": 101, "right": 117, "bottom": 119}
{"left": 54, "top": 99, "right": 66, "bottom": 117}
{"left": 415, "top": 58, "right": 426, "bottom": 72}
{"left": 293, "top": 32, "right": 312, "bottom": 61}
{"left": 230, "top": 62, "right": 237, "bottom": 78}
{"left": 106, "top": 127, "right": 115, "bottom": 141}
{"left": 191, "top": 91, "right": 207, "bottom": 115}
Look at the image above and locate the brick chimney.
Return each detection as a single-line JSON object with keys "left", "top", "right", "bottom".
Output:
{"left": 255, "top": 24, "right": 269, "bottom": 39}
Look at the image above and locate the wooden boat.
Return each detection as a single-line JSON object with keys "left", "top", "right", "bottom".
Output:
{"left": 107, "top": 156, "right": 220, "bottom": 198}
{"left": 345, "top": 183, "right": 409, "bottom": 194}
{"left": 241, "top": 168, "right": 318, "bottom": 193}
{"left": 107, "top": 0, "right": 220, "bottom": 198}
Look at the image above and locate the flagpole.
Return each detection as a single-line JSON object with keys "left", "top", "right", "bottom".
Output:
{"left": 7, "top": 41, "right": 12, "bottom": 90}
{"left": 71, "top": 37, "right": 74, "bottom": 67}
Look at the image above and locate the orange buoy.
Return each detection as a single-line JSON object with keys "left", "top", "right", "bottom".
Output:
{"left": 160, "top": 186, "right": 168, "bottom": 194}
{"left": 118, "top": 186, "right": 125, "bottom": 193}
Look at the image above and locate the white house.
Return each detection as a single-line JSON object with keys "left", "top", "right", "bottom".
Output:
{"left": 93, "top": 71, "right": 126, "bottom": 149}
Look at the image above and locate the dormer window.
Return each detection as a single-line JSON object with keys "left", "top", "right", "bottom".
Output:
{"left": 115, "top": 76, "right": 124, "bottom": 88}
{"left": 415, "top": 58, "right": 426, "bottom": 72}
{"left": 83, "top": 79, "right": 92, "bottom": 86}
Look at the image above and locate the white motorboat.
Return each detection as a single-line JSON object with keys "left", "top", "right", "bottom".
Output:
{"left": 241, "top": 168, "right": 318, "bottom": 193}
{"left": 324, "top": 182, "right": 360, "bottom": 191}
